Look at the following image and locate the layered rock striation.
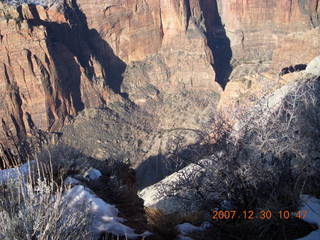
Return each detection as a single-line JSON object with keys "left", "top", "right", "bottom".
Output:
{"left": 0, "top": 0, "right": 319, "bottom": 157}
{"left": 217, "top": 0, "right": 320, "bottom": 68}
{"left": 0, "top": 3, "right": 119, "bottom": 143}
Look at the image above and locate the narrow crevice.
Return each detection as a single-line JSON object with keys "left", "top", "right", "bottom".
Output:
{"left": 184, "top": 0, "right": 191, "bottom": 31}
{"left": 199, "top": 0, "right": 232, "bottom": 89}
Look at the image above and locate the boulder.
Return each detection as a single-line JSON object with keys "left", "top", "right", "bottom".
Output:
{"left": 306, "top": 55, "right": 320, "bottom": 76}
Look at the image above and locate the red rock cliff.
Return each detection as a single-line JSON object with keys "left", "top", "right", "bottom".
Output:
{"left": 217, "top": 0, "right": 320, "bottom": 69}
{"left": 0, "top": 3, "right": 118, "bottom": 143}
{"left": 0, "top": 0, "right": 319, "bottom": 147}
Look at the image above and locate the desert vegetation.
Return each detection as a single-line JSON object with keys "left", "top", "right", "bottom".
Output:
{"left": 0, "top": 143, "right": 151, "bottom": 240}
{"left": 0, "top": 149, "right": 92, "bottom": 240}
{"left": 0, "top": 0, "right": 319, "bottom": 238}
{"left": 150, "top": 76, "right": 320, "bottom": 239}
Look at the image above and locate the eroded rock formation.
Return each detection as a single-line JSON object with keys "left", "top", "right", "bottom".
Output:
{"left": 0, "top": 0, "right": 319, "bottom": 163}
{"left": 0, "top": 3, "right": 120, "bottom": 144}
{"left": 217, "top": 0, "right": 320, "bottom": 66}
{"left": 217, "top": 0, "right": 320, "bottom": 111}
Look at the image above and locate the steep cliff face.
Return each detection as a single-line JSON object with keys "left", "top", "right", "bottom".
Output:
{"left": 217, "top": 0, "right": 320, "bottom": 69}
{"left": 75, "top": 0, "right": 219, "bottom": 92}
{"left": 0, "top": 0, "right": 319, "bottom": 151}
{"left": 0, "top": 0, "right": 222, "bottom": 146}
{"left": 0, "top": 3, "right": 118, "bottom": 143}
{"left": 79, "top": 0, "right": 319, "bottom": 96}
{"left": 217, "top": 0, "right": 320, "bottom": 111}
{"left": 75, "top": 0, "right": 212, "bottom": 62}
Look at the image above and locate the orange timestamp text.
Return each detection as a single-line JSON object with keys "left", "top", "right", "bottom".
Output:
{"left": 211, "top": 210, "right": 308, "bottom": 220}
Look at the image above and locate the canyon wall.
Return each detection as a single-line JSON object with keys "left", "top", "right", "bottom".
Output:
{"left": 0, "top": 3, "right": 119, "bottom": 143}
{"left": 0, "top": 0, "right": 319, "bottom": 148}
{"left": 75, "top": 0, "right": 219, "bottom": 92}
{"left": 217, "top": 0, "right": 320, "bottom": 69}
{"left": 216, "top": 0, "right": 320, "bottom": 111}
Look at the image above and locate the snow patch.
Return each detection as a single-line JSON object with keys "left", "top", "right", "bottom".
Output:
{"left": 85, "top": 168, "right": 102, "bottom": 181}
{"left": 177, "top": 235, "right": 194, "bottom": 240}
{"left": 64, "top": 176, "right": 81, "bottom": 186}
{"left": 176, "top": 222, "right": 212, "bottom": 240}
{"left": 297, "top": 230, "right": 320, "bottom": 240}
{"left": 64, "top": 185, "right": 151, "bottom": 239}
{"left": 296, "top": 195, "right": 320, "bottom": 240}
{"left": 298, "top": 195, "right": 320, "bottom": 226}
{"left": 0, "top": 160, "right": 35, "bottom": 185}
{"left": 177, "top": 223, "right": 202, "bottom": 235}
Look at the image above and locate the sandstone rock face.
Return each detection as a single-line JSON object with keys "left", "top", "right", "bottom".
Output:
{"left": 218, "top": 0, "right": 320, "bottom": 69}
{"left": 75, "top": 0, "right": 162, "bottom": 63}
{"left": 0, "top": 4, "right": 118, "bottom": 143}
{"left": 271, "top": 27, "right": 320, "bottom": 70}
{"left": 0, "top": 0, "right": 222, "bottom": 147}
{"left": 75, "top": 0, "right": 219, "bottom": 90}
{"left": 1, "top": 0, "right": 320, "bottom": 163}
{"left": 75, "top": 0, "right": 212, "bottom": 62}
{"left": 217, "top": 0, "right": 320, "bottom": 112}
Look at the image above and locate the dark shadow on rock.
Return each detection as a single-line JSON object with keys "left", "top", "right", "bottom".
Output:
{"left": 280, "top": 64, "right": 307, "bottom": 76}
{"left": 136, "top": 142, "right": 214, "bottom": 190}
{"left": 135, "top": 154, "right": 167, "bottom": 190}
{"left": 23, "top": 1, "right": 126, "bottom": 102}
{"left": 63, "top": 0, "right": 127, "bottom": 94}
{"left": 199, "top": 0, "right": 233, "bottom": 89}
{"left": 26, "top": 17, "right": 85, "bottom": 115}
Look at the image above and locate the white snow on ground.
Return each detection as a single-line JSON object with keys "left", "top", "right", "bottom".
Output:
{"left": 176, "top": 222, "right": 212, "bottom": 240}
{"left": 177, "top": 236, "right": 194, "bottom": 240}
{"left": 63, "top": 185, "right": 151, "bottom": 239}
{"left": 64, "top": 176, "right": 82, "bottom": 186}
{"left": 85, "top": 168, "right": 102, "bottom": 180}
{"left": 296, "top": 195, "right": 320, "bottom": 240}
{"left": 0, "top": 160, "right": 35, "bottom": 185}
{"left": 297, "top": 230, "right": 320, "bottom": 240}
{"left": 1, "top": 164, "right": 150, "bottom": 239}
{"left": 177, "top": 223, "right": 203, "bottom": 235}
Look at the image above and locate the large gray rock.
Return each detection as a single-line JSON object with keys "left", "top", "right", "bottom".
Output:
{"left": 138, "top": 162, "right": 205, "bottom": 214}
{"left": 138, "top": 159, "right": 220, "bottom": 214}
{"left": 306, "top": 55, "right": 320, "bottom": 76}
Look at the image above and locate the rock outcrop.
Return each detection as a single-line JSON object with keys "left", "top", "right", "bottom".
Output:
{"left": 1, "top": 0, "right": 319, "bottom": 166}
{"left": 217, "top": 0, "right": 320, "bottom": 110}
{"left": 0, "top": 3, "right": 120, "bottom": 144}
{"left": 217, "top": 0, "right": 320, "bottom": 68}
{"left": 306, "top": 55, "right": 320, "bottom": 76}
{"left": 138, "top": 161, "right": 208, "bottom": 214}
{"left": 73, "top": 0, "right": 221, "bottom": 93}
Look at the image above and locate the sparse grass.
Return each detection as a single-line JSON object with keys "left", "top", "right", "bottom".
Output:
{"left": 0, "top": 158, "right": 92, "bottom": 240}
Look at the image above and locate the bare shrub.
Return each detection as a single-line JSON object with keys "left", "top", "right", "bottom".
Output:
{"left": 0, "top": 162, "right": 92, "bottom": 240}
{"left": 0, "top": 123, "right": 52, "bottom": 170}
{"left": 34, "top": 143, "right": 92, "bottom": 183}
{"left": 157, "top": 76, "right": 320, "bottom": 238}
